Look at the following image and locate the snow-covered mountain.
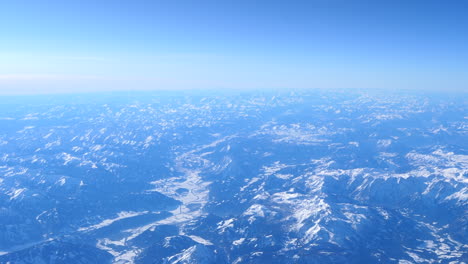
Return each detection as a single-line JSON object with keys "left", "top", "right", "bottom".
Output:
{"left": 0, "top": 90, "right": 466, "bottom": 263}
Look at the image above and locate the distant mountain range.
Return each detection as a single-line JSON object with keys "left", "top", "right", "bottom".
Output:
{"left": 0, "top": 90, "right": 466, "bottom": 263}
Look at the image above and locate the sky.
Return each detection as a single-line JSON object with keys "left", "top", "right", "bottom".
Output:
{"left": 0, "top": 0, "right": 467, "bottom": 94}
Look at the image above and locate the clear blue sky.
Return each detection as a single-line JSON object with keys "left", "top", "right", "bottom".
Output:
{"left": 0, "top": 0, "right": 467, "bottom": 94}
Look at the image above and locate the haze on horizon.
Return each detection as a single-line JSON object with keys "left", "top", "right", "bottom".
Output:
{"left": 0, "top": 0, "right": 467, "bottom": 95}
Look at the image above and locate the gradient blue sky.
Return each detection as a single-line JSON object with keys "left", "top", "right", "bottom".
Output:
{"left": 0, "top": 0, "right": 467, "bottom": 94}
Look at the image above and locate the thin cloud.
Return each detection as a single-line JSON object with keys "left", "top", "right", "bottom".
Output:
{"left": 0, "top": 74, "right": 111, "bottom": 81}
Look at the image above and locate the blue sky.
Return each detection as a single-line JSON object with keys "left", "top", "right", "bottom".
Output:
{"left": 0, "top": 0, "right": 467, "bottom": 94}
